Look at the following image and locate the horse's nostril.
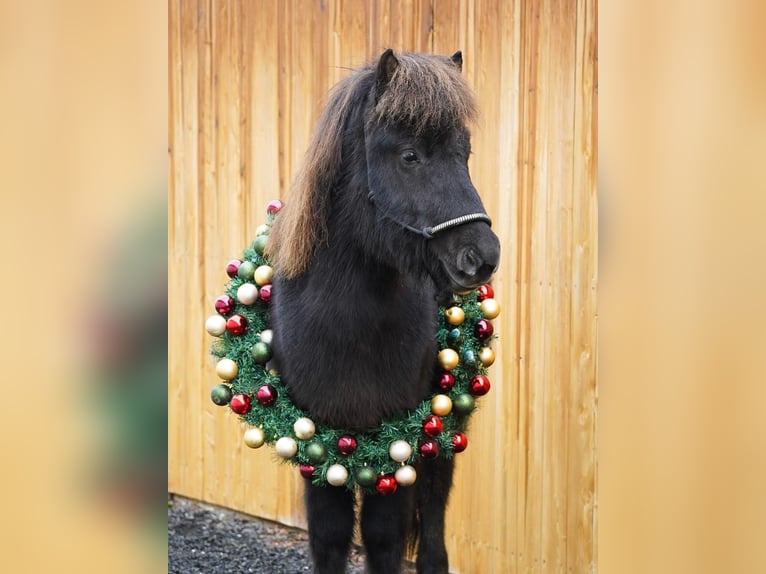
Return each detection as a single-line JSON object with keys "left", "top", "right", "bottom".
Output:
{"left": 458, "top": 247, "right": 483, "bottom": 276}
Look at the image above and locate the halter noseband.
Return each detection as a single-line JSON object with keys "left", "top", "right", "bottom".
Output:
{"left": 367, "top": 189, "right": 492, "bottom": 240}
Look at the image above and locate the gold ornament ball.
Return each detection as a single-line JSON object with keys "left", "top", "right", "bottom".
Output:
{"left": 479, "top": 346, "right": 496, "bottom": 367}
{"left": 293, "top": 417, "right": 316, "bottom": 440}
{"left": 236, "top": 283, "right": 259, "bottom": 305}
{"left": 388, "top": 440, "right": 412, "bottom": 463}
{"left": 275, "top": 436, "right": 298, "bottom": 459}
{"left": 244, "top": 427, "right": 266, "bottom": 449}
{"left": 480, "top": 298, "right": 501, "bottom": 319}
{"left": 205, "top": 315, "right": 227, "bottom": 337}
{"left": 326, "top": 464, "right": 349, "bottom": 487}
{"left": 438, "top": 348, "right": 460, "bottom": 370}
{"left": 430, "top": 394, "right": 453, "bottom": 416}
{"left": 254, "top": 265, "right": 274, "bottom": 286}
{"left": 444, "top": 306, "right": 465, "bottom": 325}
{"left": 216, "top": 358, "right": 238, "bottom": 380}
{"left": 395, "top": 465, "right": 417, "bottom": 486}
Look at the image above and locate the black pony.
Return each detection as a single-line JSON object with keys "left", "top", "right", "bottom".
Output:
{"left": 266, "top": 49, "right": 500, "bottom": 574}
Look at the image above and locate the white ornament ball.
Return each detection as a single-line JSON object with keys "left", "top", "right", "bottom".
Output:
{"left": 205, "top": 315, "right": 227, "bottom": 337}
{"left": 326, "top": 464, "right": 349, "bottom": 487}
{"left": 244, "top": 427, "right": 265, "bottom": 449}
{"left": 255, "top": 223, "right": 270, "bottom": 237}
{"left": 236, "top": 283, "right": 259, "bottom": 305}
{"left": 259, "top": 329, "right": 273, "bottom": 345}
{"left": 215, "top": 358, "right": 238, "bottom": 380}
{"left": 389, "top": 440, "right": 413, "bottom": 463}
{"left": 395, "top": 465, "right": 417, "bottom": 486}
{"left": 275, "top": 437, "right": 298, "bottom": 459}
{"left": 254, "top": 265, "right": 274, "bottom": 286}
{"left": 293, "top": 417, "right": 316, "bottom": 440}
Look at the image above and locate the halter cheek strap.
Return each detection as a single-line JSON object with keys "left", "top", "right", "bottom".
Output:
{"left": 367, "top": 188, "right": 492, "bottom": 240}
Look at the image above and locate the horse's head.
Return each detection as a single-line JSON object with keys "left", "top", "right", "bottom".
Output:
{"left": 364, "top": 50, "right": 501, "bottom": 293}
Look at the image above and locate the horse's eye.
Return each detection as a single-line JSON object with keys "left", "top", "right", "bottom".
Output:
{"left": 401, "top": 150, "right": 419, "bottom": 164}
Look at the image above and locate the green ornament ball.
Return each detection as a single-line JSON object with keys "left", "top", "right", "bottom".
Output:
{"left": 305, "top": 441, "right": 328, "bottom": 465}
{"left": 252, "top": 234, "right": 269, "bottom": 255}
{"left": 250, "top": 341, "right": 273, "bottom": 364}
{"left": 355, "top": 466, "right": 377, "bottom": 488}
{"left": 210, "top": 384, "right": 233, "bottom": 406}
{"left": 237, "top": 260, "right": 256, "bottom": 280}
{"left": 452, "top": 393, "right": 476, "bottom": 416}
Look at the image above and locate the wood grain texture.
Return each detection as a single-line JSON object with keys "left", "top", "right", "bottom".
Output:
{"left": 168, "top": 1, "right": 598, "bottom": 571}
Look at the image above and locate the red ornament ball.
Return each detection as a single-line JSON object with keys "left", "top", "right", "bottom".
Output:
{"left": 226, "top": 259, "right": 242, "bottom": 278}
{"left": 452, "top": 432, "right": 468, "bottom": 453}
{"left": 259, "top": 284, "right": 273, "bottom": 304}
{"left": 267, "top": 199, "right": 284, "bottom": 215}
{"left": 437, "top": 372, "right": 455, "bottom": 391}
{"left": 337, "top": 435, "right": 358, "bottom": 456}
{"left": 226, "top": 314, "right": 249, "bottom": 336}
{"left": 477, "top": 283, "right": 494, "bottom": 301}
{"left": 422, "top": 415, "right": 443, "bottom": 438}
{"left": 229, "top": 393, "right": 251, "bottom": 414}
{"left": 256, "top": 384, "right": 277, "bottom": 406}
{"left": 214, "top": 295, "right": 235, "bottom": 316}
{"left": 470, "top": 374, "right": 491, "bottom": 396}
{"left": 375, "top": 475, "right": 398, "bottom": 496}
{"left": 419, "top": 439, "right": 440, "bottom": 459}
{"left": 475, "top": 319, "right": 494, "bottom": 339}
{"left": 299, "top": 464, "right": 316, "bottom": 479}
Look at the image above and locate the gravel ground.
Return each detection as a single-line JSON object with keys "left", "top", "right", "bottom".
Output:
{"left": 168, "top": 494, "right": 417, "bottom": 573}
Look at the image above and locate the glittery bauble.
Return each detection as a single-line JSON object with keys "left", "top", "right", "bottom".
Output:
{"left": 210, "top": 383, "right": 233, "bottom": 406}
{"left": 305, "top": 441, "right": 328, "bottom": 464}
{"left": 477, "top": 284, "right": 494, "bottom": 301}
{"left": 422, "top": 415, "right": 443, "bottom": 437}
{"left": 438, "top": 349, "right": 459, "bottom": 370}
{"left": 430, "top": 394, "right": 453, "bottom": 416}
{"left": 469, "top": 374, "right": 491, "bottom": 396}
{"left": 254, "top": 265, "right": 274, "bottom": 286}
{"left": 394, "top": 465, "right": 417, "bottom": 486}
{"left": 299, "top": 464, "right": 316, "bottom": 479}
{"left": 266, "top": 199, "right": 284, "bottom": 214}
{"left": 475, "top": 319, "right": 494, "bottom": 339}
{"left": 259, "top": 284, "right": 272, "bottom": 303}
{"left": 250, "top": 341, "right": 273, "bottom": 364}
{"left": 461, "top": 349, "right": 477, "bottom": 367}
{"left": 275, "top": 437, "right": 298, "bottom": 458}
{"left": 226, "top": 314, "right": 249, "bottom": 336}
{"left": 229, "top": 393, "right": 251, "bottom": 414}
{"left": 452, "top": 432, "right": 468, "bottom": 453}
{"left": 244, "top": 427, "right": 266, "bottom": 448}
{"left": 256, "top": 384, "right": 277, "bottom": 406}
{"left": 237, "top": 260, "right": 256, "bottom": 281}
{"left": 337, "top": 435, "right": 358, "bottom": 456}
{"left": 355, "top": 467, "right": 377, "bottom": 488}
{"left": 480, "top": 298, "right": 501, "bottom": 319}
{"left": 437, "top": 372, "right": 455, "bottom": 391}
{"left": 215, "top": 295, "right": 235, "bottom": 315}
{"left": 252, "top": 234, "right": 269, "bottom": 255}
{"left": 388, "top": 440, "right": 412, "bottom": 463}
{"left": 225, "top": 259, "right": 242, "bottom": 278}
{"left": 205, "top": 315, "right": 227, "bottom": 337}
{"left": 215, "top": 358, "right": 238, "bottom": 380}
{"left": 255, "top": 224, "right": 270, "bottom": 237}
{"left": 326, "top": 464, "right": 349, "bottom": 487}
{"left": 419, "top": 439, "right": 440, "bottom": 459}
{"left": 259, "top": 329, "right": 273, "bottom": 344}
{"left": 479, "top": 346, "right": 496, "bottom": 366}
{"left": 293, "top": 417, "right": 316, "bottom": 440}
{"left": 444, "top": 306, "right": 465, "bottom": 326}
{"left": 452, "top": 393, "right": 476, "bottom": 415}
{"left": 447, "top": 328, "right": 463, "bottom": 348}
{"left": 236, "top": 283, "right": 259, "bottom": 305}
{"left": 375, "top": 475, "right": 398, "bottom": 495}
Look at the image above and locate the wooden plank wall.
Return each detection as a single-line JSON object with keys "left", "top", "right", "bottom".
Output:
{"left": 168, "top": 1, "right": 597, "bottom": 572}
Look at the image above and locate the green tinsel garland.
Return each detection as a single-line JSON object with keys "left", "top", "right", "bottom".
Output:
{"left": 205, "top": 201, "right": 499, "bottom": 495}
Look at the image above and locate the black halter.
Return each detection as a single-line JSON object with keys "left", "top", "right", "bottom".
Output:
{"left": 367, "top": 188, "right": 492, "bottom": 240}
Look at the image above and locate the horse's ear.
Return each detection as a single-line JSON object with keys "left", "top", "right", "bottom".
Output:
{"left": 376, "top": 48, "right": 399, "bottom": 97}
{"left": 450, "top": 51, "right": 463, "bottom": 72}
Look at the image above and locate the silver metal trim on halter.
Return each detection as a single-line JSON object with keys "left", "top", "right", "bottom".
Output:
{"left": 367, "top": 188, "right": 492, "bottom": 239}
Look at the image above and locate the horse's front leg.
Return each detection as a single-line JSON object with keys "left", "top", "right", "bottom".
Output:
{"left": 415, "top": 456, "right": 454, "bottom": 574}
{"left": 305, "top": 481, "right": 355, "bottom": 574}
{"left": 361, "top": 484, "right": 415, "bottom": 574}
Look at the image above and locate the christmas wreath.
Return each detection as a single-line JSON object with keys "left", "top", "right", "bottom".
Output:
{"left": 205, "top": 201, "right": 500, "bottom": 495}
